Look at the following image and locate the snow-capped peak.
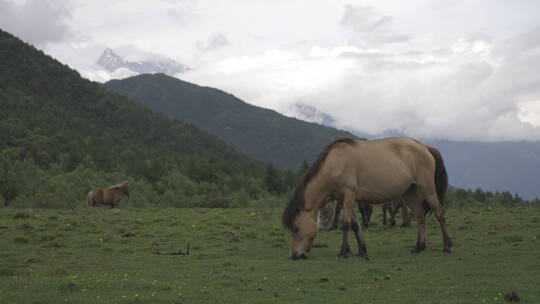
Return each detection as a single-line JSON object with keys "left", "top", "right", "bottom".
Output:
{"left": 97, "top": 48, "right": 124, "bottom": 72}
{"left": 96, "top": 48, "right": 190, "bottom": 76}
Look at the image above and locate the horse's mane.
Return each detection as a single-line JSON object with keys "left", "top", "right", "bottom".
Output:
{"left": 108, "top": 181, "right": 129, "bottom": 190}
{"left": 282, "top": 138, "right": 356, "bottom": 231}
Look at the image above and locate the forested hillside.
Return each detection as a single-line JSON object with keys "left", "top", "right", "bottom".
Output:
{"left": 104, "top": 74, "right": 360, "bottom": 169}
{"left": 0, "top": 30, "right": 294, "bottom": 208}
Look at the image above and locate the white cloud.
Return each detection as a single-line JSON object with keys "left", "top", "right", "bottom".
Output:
{"left": 340, "top": 5, "right": 409, "bottom": 45}
{"left": 518, "top": 101, "right": 540, "bottom": 127}
{"left": 340, "top": 5, "right": 393, "bottom": 33}
{"left": 197, "top": 32, "right": 230, "bottom": 51}
{"left": 183, "top": 27, "right": 540, "bottom": 141}
{"left": 110, "top": 67, "right": 139, "bottom": 80}
{"left": 4, "top": 0, "right": 540, "bottom": 142}
{"left": 0, "top": 0, "right": 75, "bottom": 47}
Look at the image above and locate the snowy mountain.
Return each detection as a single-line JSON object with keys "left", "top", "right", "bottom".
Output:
{"left": 97, "top": 48, "right": 189, "bottom": 76}
{"left": 292, "top": 103, "right": 337, "bottom": 127}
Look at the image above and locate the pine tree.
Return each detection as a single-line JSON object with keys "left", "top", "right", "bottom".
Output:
{"left": 298, "top": 160, "right": 309, "bottom": 177}
{"left": 265, "top": 163, "right": 283, "bottom": 194}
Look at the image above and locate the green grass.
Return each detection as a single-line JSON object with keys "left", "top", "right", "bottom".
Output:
{"left": 0, "top": 206, "right": 539, "bottom": 304}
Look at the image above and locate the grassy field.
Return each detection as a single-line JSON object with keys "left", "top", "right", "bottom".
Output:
{"left": 0, "top": 206, "right": 539, "bottom": 304}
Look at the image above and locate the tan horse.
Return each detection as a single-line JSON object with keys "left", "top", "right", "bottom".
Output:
{"left": 87, "top": 181, "right": 129, "bottom": 208}
{"left": 282, "top": 137, "right": 451, "bottom": 260}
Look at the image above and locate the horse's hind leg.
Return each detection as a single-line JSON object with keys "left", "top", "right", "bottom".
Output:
{"left": 330, "top": 202, "right": 342, "bottom": 231}
{"left": 404, "top": 187, "right": 427, "bottom": 253}
{"left": 417, "top": 172, "right": 453, "bottom": 253}
{"left": 424, "top": 193, "right": 452, "bottom": 253}
{"left": 411, "top": 207, "right": 427, "bottom": 253}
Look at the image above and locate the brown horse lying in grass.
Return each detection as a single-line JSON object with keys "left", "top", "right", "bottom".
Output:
{"left": 87, "top": 181, "right": 129, "bottom": 208}
{"left": 283, "top": 136, "right": 451, "bottom": 260}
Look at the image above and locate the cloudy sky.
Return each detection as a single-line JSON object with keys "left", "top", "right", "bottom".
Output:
{"left": 2, "top": 0, "right": 540, "bottom": 141}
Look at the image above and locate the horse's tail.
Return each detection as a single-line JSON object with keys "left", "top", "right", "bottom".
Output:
{"left": 423, "top": 145, "right": 448, "bottom": 214}
{"left": 87, "top": 190, "right": 94, "bottom": 207}
{"left": 87, "top": 189, "right": 104, "bottom": 207}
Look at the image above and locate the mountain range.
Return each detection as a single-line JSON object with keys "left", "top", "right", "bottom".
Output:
{"left": 104, "top": 74, "right": 540, "bottom": 200}
{"left": 2, "top": 27, "right": 537, "bottom": 202}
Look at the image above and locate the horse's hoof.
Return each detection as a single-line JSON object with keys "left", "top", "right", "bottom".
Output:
{"left": 291, "top": 253, "right": 308, "bottom": 260}
{"left": 443, "top": 248, "right": 452, "bottom": 254}
{"left": 336, "top": 254, "right": 348, "bottom": 259}
{"left": 355, "top": 254, "right": 369, "bottom": 260}
{"left": 410, "top": 241, "right": 426, "bottom": 254}
{"left": 410, "top": 247, "right": 424, "bottom": 254}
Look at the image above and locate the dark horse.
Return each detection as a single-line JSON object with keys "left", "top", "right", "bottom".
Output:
{"left": 318, "top": 199, "right": 370, "bottom": 230}
{"left": 381, "top": 199, "right": 412, "bottom": 227}
{"left": 87, "top": 181, "right": 129, "bottom": 208}
{"left": 282, "top": 137, "right": 451, "bottom": 260}
{"left": 319, "top": 198, "right": 412, "bottom": 231}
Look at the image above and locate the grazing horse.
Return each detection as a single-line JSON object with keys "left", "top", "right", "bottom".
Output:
{"left": 87, "top": 181, "right": 129, "bottom": 208}
{"left": 282, "top": 137, "right": 451, "bottom": 260}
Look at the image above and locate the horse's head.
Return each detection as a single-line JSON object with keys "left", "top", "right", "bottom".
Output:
{"left": 317, "top": 199, "right": 336, "bottom": 231}
{"left": 289, "top": 209, "right": 318, "bottom": 260}
{"left": 120, "top": 181, "right": 129, "bottom": 196}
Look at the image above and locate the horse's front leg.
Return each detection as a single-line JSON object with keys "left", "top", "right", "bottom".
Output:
{"left": 337, "top": 192, "right": 364, "bottom": 259}
{"left": 337, "top": 220, "right": 351, "bottom": 259}
{"left": 351, "top": 215, "right": 368, "bottom": 259}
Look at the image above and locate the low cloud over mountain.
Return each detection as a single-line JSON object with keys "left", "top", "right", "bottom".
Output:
{"left": 96, "top": 48, "right": 189, "bottom": 78}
